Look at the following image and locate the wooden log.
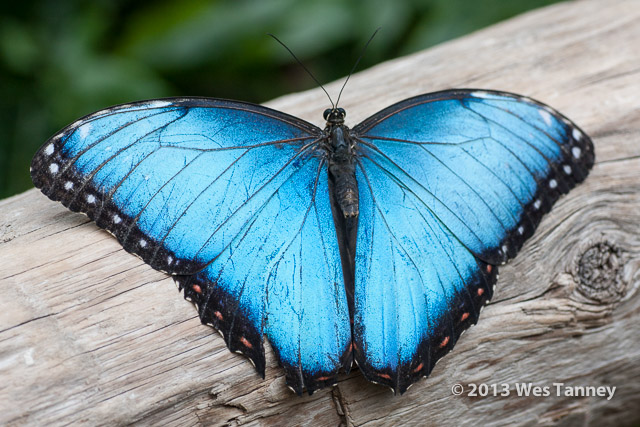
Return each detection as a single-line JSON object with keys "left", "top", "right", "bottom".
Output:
{"left": 1, "top": 0, "right": 639, "bottom": 424}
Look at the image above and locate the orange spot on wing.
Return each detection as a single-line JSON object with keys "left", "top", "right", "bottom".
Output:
{"left": 214, "top": 311, "right": 223, "bottom": 321}
{"left": 477, "top": 288, "right": 485, "bottom": 296}
{"left": 486, "top": 265, "right": 493, "bottom": 273}
{"left": 192, "top": 284, "right": 202, "bottom": 294}
{"left": 379, "top": 373, "right": 392, "bottom": 380}
{"left": 317, "top": 376, "right": 331, "bottom": 381}
{"left": 439, "top": 336, "right": 450, "bottom": 348}
{"left": 348, "top": 342, "right": 353, "bottom": 352}
{"left": 412, "top": 363, "right": 424, "bottom": 373}
{"left": 461, "top": 312, "right": 469, "bottom": 322}
{"left": 240, "top": 336, "right": 252, "bottom": 349}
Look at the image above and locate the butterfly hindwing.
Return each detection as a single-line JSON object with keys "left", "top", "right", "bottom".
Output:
{"left": 351, "top": 89, "right": 593, "bottom": 393}
{"left": 30, "top": 98, "right": 351, "bottom": 394}
{"left": 353, "top": 158, "right": 497, "bottom": 393}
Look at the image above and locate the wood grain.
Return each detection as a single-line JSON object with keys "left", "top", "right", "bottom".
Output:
{"left": 1, "top": 0, "right": 639, "bottom": 425}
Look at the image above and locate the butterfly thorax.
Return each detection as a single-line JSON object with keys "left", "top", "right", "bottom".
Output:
{"left": 324, "top": 108, "right": 359, "bottom": 218}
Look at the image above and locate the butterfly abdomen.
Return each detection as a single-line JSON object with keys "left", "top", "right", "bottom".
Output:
{"left": 328, "top": 125, "right": 359, "bottom": 218}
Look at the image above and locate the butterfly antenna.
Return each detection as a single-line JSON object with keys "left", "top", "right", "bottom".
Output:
{"left": 335, "top": 27, "right": 381, "bottom": 108}
{"left": 268, "top": 33, "right": 335, "bottom": 108}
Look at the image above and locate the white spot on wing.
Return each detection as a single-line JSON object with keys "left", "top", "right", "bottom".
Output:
{"left": 572, "top": 146, "right": 582, "bottom": 159}
{"left": 49, "top": 163, "right": 59, "bottom": 174}
{"left": 518, "top": 226, "right": 525, "bottom": 235}
{"left": 534, "top": 199, "right": 542, "bottom": 210}
{"left": 549, "top": 179, "right": 558, "bottom": 189}
{"left": 539, "top": 109, "right": 552, "bottom": 126}
{"left": 167, "top": 256, "right": 173, "bottom": 264}
{"left": 470, "top": 91, "right": 489, "bottom": 98}
{"left": 64, "top": 181, "right": 73, "bottom": 190}
{"left": 70, "top": 119, "right": 84, "bottom": 129}
{"left": 87, "top": 194, "right": 96, "bottom": 204}
{"left": 79, "top": 123, "right": 92, "bottom": 138}
{"left": 572, "top": 128, "right": 582, "bottom": 140}
{"left": 140, "top": 239, "right": 147, "bottom": 248}
{"left": 45, "top": 143, "right": 54, "bottom": 155}
{"left": 147, "top": 100, "right": 173, "bottom": 108}
{"left": 113, "top": 214, "right": 122, "bottom": 224}
{"left": 563, "top": 165, "right": 572, "bottom": 175}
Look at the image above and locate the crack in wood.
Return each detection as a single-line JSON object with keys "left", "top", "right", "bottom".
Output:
{"left": 331, "top": 385, "right": 352, "bottom": 427}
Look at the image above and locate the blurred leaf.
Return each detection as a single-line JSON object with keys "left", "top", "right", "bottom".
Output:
{"left": 0, "top": 19, "right": 40, "bottom": 74}
{"left": 120, "top": 0, "right": 293, "bottom": 68}
{"left": 403, "top": 0, "right": 561, "bottom": 53}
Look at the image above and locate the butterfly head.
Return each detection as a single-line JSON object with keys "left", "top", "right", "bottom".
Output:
{"left": 323, "top": 107, "right": 346, "bottom": 125}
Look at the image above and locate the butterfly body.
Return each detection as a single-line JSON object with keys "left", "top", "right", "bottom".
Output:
{"left": 324, "top": 108, "right": 360, "bottom": 219}
{"left": 31, "top": 89, "right": 594, "bottom": 395}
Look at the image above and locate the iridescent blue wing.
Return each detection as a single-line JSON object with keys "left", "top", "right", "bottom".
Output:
{"left": 30, "top": 98, "right": 351, "bottom": 395}
{"left": 351, "top": 89, "right": 594, "bottom": 393}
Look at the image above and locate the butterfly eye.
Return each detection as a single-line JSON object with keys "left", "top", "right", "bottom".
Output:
{"left": 323, "top": 109, "right": 332, "bottom": 120}
{"left": 337, "top": 108, "right": 346, "bottom": 118}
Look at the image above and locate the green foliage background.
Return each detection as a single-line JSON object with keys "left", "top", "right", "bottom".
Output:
{"left": 0, "top": 0, "right": 561, "bottom": 199}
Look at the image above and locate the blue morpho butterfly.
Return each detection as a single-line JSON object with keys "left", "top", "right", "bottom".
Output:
{"left": 30, "top": 66, "right": 594, "bottom": 395}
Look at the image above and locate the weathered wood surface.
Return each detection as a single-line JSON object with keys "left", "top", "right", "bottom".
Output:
{"left": 1, "top": 0, "right": 639, "bottom": 425}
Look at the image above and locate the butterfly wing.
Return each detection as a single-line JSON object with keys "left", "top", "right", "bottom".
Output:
{"left": 30, "top": 98, "right": 351, "bottom": 394}
{"left": 351, "top": 89, "right": 594, "bottom": 393}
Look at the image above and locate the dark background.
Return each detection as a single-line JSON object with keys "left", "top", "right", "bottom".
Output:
{"left": 0, "top": 0, "right": 561, "bottom": 199}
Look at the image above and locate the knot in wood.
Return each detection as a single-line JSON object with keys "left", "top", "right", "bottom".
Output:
{"left": 577, "top": 242, "right": 626, "bottom": 303}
